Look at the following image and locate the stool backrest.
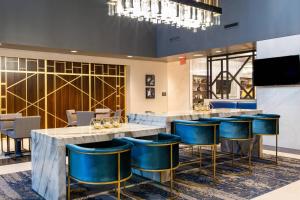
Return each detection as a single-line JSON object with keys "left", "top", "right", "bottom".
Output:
{"left": 174, "top": 120, "right": 219, "bottom": 145}
{"left": 67, "top": 139, "right": 132, "bottom": 183}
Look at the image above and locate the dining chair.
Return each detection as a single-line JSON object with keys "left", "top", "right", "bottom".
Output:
{"left": 76, "top": 111, "right": 95, "bottom": 126}
{"left": 66, "top": 109, "right": 77, "bottom": 126}
{"left": 2, "top": 116, "right": 41, "bottom": 157}
{"left": 0, "top": 113, "right": 22, "bottom": 153}
{"left": 95, "top": 108, "right": 111, "bottom": 119}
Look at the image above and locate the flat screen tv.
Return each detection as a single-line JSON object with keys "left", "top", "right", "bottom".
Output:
{"left": 253, "top": 55, "right": 300, "bottom": 86}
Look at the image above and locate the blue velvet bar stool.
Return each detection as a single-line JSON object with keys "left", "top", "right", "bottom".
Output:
{"left": 237, "top": 114, "right": 280, "bottom": 164}
{"left": 122, "top": 133, "right": 181, "bottom": 197}
{"left": 173, "top": 119, "right": 220, "bottom": 181}
{"left": 66, "top": 139, "right": 133, "bottom": 200}
{"left": 210, "top": 117, "right": 253, "bottom": 172}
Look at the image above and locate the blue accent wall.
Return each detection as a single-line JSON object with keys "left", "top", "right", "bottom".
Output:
{"left": 156, "top": 0, "right": 300, "bottom": 57}
{"left": 0, "top": 0, "right": 157, "bottom": 57}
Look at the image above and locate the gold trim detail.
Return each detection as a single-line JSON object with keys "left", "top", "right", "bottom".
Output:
{"left": 0, "top": 56, "right": 126, "bottom": 128}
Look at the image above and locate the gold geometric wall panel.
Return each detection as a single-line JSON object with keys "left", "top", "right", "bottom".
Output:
{"left": 0, "top": 56, "right": 126, "bottom": 128}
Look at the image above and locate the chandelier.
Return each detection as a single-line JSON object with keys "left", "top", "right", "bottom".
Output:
{"left": 107, "top": 0, "right": 222, "bottom": 32}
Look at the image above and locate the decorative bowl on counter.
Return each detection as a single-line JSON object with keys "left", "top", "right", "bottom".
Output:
{"left": 90, "top": 117, "right": 122, "bottom": 129}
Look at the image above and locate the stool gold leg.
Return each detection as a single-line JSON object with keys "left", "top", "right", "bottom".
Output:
{"left": 211, "top": 146, "right": 214, "bottom": 174}
{"left": 231, "top": 141, "right": 234, "bottom": 168}
{"left": 249, "top": 139, "right": 252, "bottom": 174}
{"left": 213, "top": 144, "right": 217, "bottom": 181}
{"left": 67, "top": 175, "right": 70, "bottom": 200}
{"left": 199, "top": 146, "right": 202, "bottom": 170}
{"left": 67, "top": 149, "right": 71, "bottom": 200}
{"left": 170, "top": 169, "right": 173, "bottom": 198}
{"left": 117, "top": 153, "right": 121, "bottom": 200}
{"left": 117, "top": 182, "right": 120, "bottom": 200}
{"left": 170, "top": 144, "right": 174, "bottom": 198}
{"left": 276, "top": 133, "right": 278, "bottom": 165}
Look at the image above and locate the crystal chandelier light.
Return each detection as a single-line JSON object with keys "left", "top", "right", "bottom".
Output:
{"left": 107, "top": 0, "right": 222, "bottom": 32}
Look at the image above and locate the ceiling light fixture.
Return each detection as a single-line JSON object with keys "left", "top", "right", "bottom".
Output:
{"left": 127, "top": 55, "right": 133, "bottom": 58}
{"left": 193, "top": 54, "right": 203, "bottom": 57}
{"left": 70, "top": 50, "right": 78, "bottom": 53}
{"left": 107, "top": 0, "right": 222, "bottom": 32}
{"left": 215, "top": 50, "right": 222, "bottom": 53}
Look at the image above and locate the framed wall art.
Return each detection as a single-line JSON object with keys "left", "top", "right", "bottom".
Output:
{"left": 145, "top": 74, "right": 155, "bottom": 86}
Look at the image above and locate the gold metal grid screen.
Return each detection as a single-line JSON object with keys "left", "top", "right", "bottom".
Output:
{"left": 0, "top": 56, "right": 126, "bottom": 128}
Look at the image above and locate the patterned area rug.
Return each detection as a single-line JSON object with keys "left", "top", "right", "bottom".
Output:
{"left": 0, "top": 151, "right": 300, "bottom": 200}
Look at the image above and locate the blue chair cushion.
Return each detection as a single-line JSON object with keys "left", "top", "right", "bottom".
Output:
{"left": 238, "top": 114, "right": 280, "bottom": 135}
{"left": 211, "top": 101, "right": 237, "bottom": 109}
{"left": 122, "top": 133, "right": 180, "bottom": 171}
{"left": 66, "top": 139, "right": 132, "bottom": 183}
{"left": 210, "top": 117, "right": 252, "bottom": 140}
{"left": 237, "top": 102, "right": 257, "bottom": 109}
{"left": 173, "top": 119, "right": 220, "bottom": 145}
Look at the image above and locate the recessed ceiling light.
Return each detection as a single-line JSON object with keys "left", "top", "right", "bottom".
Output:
{"left": 215, "top": 50, "right": 222, "bottom": 53}
{"left": 193, "top": 54, "right": 203, "bottom": 57}
{"left": 0, "top": 43, "right": 2, "bottom": 46}
{"left": 178, "top": 56, "right": 185, "bottom": 59}
{"left": 70, "top": 50, "right": 78, "bottom": 53}
{"left": 127, "top": 55, "right": 133, "bottom": 58}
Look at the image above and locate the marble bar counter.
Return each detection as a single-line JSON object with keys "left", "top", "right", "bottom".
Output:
{"left": 128, "top": 109, "right": 262, "bottom": 132}
{"left": 128, "top": 109, "right": 263, "bottom": 156}
{"left": 31, "top": 123, "right": 165, "bottom": 200}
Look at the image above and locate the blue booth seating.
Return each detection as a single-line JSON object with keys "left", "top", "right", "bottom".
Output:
{"left": 211, "top": 101, "right": 237, "bottom": 109}
{"left": 210, "top": 101, "right": 257, "bottom": 109}
{"left": 237, "top": 102, "right": 257, "bottom": 109}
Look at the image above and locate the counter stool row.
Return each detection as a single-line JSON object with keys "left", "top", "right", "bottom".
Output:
{"left": 66, "top": 113, "right": 279, "bottom": 200}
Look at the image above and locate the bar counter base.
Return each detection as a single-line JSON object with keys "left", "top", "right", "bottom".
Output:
{"left": 31, "top": 124, "right": 165, "bottom": 200}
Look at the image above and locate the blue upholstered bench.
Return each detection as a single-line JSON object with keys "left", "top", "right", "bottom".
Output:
{"left": 211, "top": 101, "right": 237, "bottom": 109}
{"left": 237, "top": 102, "right": 257, "bottom": 109}
{"left": 210, "top": 101, "right": 257, "bottom": 109}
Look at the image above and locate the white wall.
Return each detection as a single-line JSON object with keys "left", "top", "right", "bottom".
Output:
{"left": 256, "top": 34, "right": 300, "bottom": 150}
{"left": 167, "top": 60, "right": 191, "bottom": 112}
{"left": 127, "top": 60, "right": 168, "bottom": 113}
{"left": 0, "top": 48, "right": 168, "bottom": 114}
